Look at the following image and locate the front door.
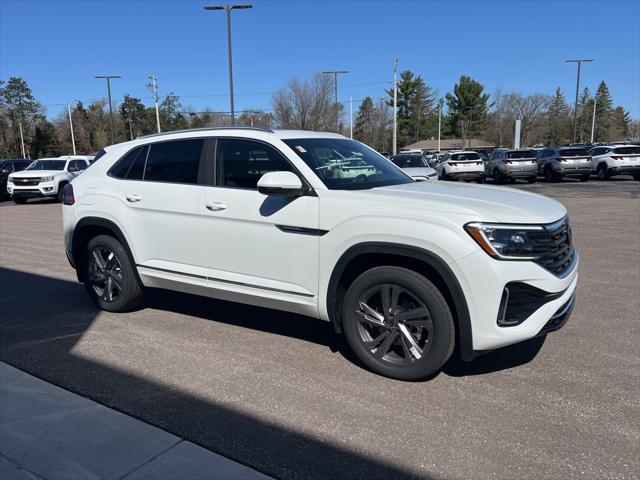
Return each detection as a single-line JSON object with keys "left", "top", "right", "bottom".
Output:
{"left": 202, "top": 138, "right": 320, "bottom": 314}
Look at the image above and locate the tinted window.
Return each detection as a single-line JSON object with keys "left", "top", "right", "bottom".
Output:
{"left": 92, "top": 149, "right": 107, "bottom": 164}
{"left": 613, "top": 146, "right": 640, "bottom": 155}
{"left": 283, "top": 138, "right": 411, "bottom": 190}
{"left": 110, "top": 146, "right": 147, "bottom": 179}
{"left": 69, "top": 160, "right": 86, "bottom": 171}
{"left": 392, "top": 155, "right": 425, "bottom": 168}
{"left": 506, "top": 150, "right": 537, "bottom": 159}
{"left": 25, "top": 160, "right": 66, "bottom": 171}
{"left": 217, "top": 139, "right": 293, "bottom": 189}
{"left": 143, "top": 139, "right": 203, "bottom": 184}
{"left": 560, "top": 148, "right": 588, "bottom": 157}
{"left": 450, "top": 152, "right": 480, "bottom": 160}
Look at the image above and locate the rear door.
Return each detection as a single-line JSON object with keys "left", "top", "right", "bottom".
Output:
{"left": 202, "top": 137, "right": 320, "bottom": 312}
{"left": 109, "top": 139, "right": 207, "bottom": 280}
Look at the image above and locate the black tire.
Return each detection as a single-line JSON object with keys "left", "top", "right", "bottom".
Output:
{"left": 56, "top": 182, "right": 68, "bottom": 202}
{"left": 633, "top": 173, "right": 640, "bottom": 181}
{"left": 476, "top": 176, "right": 485, "bottom": 184}
{"left": 342, "top": 266, "right": 455, "bottom": 381}
{"left": 527, "top": 176, "right": 537, "bottom": 184}
{"left": 13, "top": 197, "right": 27, "bottom": 204}
{"left": 83, "top": 234, "right": 144, "bottom": 312}
{"left": 597, "top": 164, "right": 610, "bottom": 181}
{"left": 493, "top": 168, "right": 504, "bottom": 184}
{"left": 579, "top": 173, "right": 590, "bottom": 182}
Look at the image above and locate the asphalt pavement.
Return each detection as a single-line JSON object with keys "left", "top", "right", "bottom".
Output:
{"left": 0, "top": 179, "right": 639, "bottom": 480}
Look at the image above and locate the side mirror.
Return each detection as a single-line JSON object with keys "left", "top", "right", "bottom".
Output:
{"left": 257, "top": 171, "right": 308, "bottom": 196}
{"left": 1, "top": 169, "right": 10, "bottom": 175}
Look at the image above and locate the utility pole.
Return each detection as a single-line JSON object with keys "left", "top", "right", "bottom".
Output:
{"left": 566, "top": 59, "right": 593, "bottom": 144}
{"left": 94, "top": 75, "right": 121, "bottom": 144}
{"left": 18, "top": 122, "right": 25, "bottom": 159}
{"left": 322, "top": 70, "right": 349, "bottom": 133}
{"left": 437, "top": 98, "right": 443, "bottom": 152}
{"left": 67, "top": 104, "right": 76, "bottom": 155}
{"left": 393, "top": 57, "right": 398, "bottom": 155}
{"left": 349, "top": 96, "right": 353, "bottom": 139}
{"left": 590, "top": 95, "right": 597, "bottom": 143}
{"left": 147, "top": 74, "right": 161, "bottom": 133}
{"left": 204, "top": 4, "right": 253, "bottom": 126}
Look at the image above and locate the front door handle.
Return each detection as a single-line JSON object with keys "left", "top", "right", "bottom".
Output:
{"left": 126, "top": 194, "right": 142, "bottom": 203}
{"left": 205, "top": 202, "right": 227, "bottom": 212}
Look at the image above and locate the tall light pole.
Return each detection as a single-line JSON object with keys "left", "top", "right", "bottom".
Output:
{"left": 349, "top": 96, "right": 353, "bottom": 139}
{"left": 393, "top": 57, "right": 398, "bottom": 155}
{"left": 204, "top": 4, "right": 252, "bottom": 126}
{"left": 18, "top": 122, "right": 26, "bottom": 159}
{"left": 322, "top": 70, "right": 349, "bottom": 133}
{"left": 566, "top": 59, "right": 593, "bottom": 144}
{"left": 147, "top": 74, "right": 161, "bottom": 133}
{"left": 67, "top": 104, "right": 76, "bottom": 155}
{"left": 437, "top": 98, "right": 443, "bottom": 152}
{"left": 94, "top": 75, "right": 121, "bottom": 144}
{"left": 590, "top": 95, "right": 597, "bottom": 143}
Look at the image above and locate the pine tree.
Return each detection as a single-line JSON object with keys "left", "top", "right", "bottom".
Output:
{"left": 354, "top": 97, "right": 375, "bottom": 146}
{"left": 610, "top": 107, "right": 631, "bottom": 140}
{"left": 386, "top": 71, "right": 435, "bottom": 147}
{"left": 594, "top": 81, "right": 613, "bottom": 142}
{"left": 445, "top": 76, "right": 491, "bottom": 147}
{"left": 546, "top": 87, "right": 570, "bottom": 146}
{"left": 576, "top": 87, "right": 591, "bottom": 143}
{"left": 30, "top": 120, "right": 62, "bottom": 158}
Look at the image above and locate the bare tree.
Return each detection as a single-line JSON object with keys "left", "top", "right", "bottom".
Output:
{"left": 500, "top": 93, "right": 551, "bottom": 147}
{"left": 272, "top": 72, "right": 335, "bottom": 130}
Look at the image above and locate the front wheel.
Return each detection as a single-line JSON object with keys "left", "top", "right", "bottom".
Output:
{"left": 83, "top": 234, "right": 144, "bottom": 312}
{"left": 493, "top": 169, "right": 504, "bottom": 184}
{"left": 342, "top": 266, "right": 455, "bottom": 381}
{"left": 544, "top": 166, "right": 558, "bottom": 183}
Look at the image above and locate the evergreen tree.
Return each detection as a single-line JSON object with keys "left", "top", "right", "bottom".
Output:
{"left": 0, "top": 76, "right": 42, "bottom": 157}
{"left": 354, "top": 96, "right": 375, "bottom": 145}
{"left": 546, "top": 87, "right": 570, "bottom": 145}
{"left": 610, "top": 106, "right": 631, "bottom": 140}
{"left": 576, "top": 87, "right": 591, "bottom": 142}
{"left": 120, "top": 95, "right": 148, "bottom": 139}
{"left": 30, "top": 120, "right": 62, "bottom": 158}
{"left": 386, "top": 71, "right": 435, "bottom": 147}
{"left": 594, "top": 81, "right": 613, "bottom": 142}
{"left": 445, "top": 76, "right": 491, "bottom": 147}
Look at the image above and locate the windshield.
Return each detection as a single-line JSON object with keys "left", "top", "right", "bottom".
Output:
{"left": 25, "top": 160, "right": 66, "bottom": 171}
{"left": 560, "top": 148, "right": 588, "bottom": 157}
{"left": 613, "top": 146, "right": 640, "bottom": 155}
{"left": 507, "top": 150, "right": 537, "bottom": 159}
{"left": 450, "top": 152, "right": 480, "bottom": 161}
{"left": 283, "top": 138, "right": 412, "bottom": 190}
{"left": 392, "top": 155, "right": 425, "bottom": 168}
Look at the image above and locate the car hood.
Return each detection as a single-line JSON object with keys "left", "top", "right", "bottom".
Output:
{"left": 9, "top": 170, "right": 63, "bottom": 178}
{"left": 370, "top": 181, "right": 566, "bottom": 224}
{"left": 402, "top": 167, "right": 437, "bottom": 176}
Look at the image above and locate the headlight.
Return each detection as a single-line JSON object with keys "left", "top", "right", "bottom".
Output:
{"left": 7, "top": 177, "right": 13, "bottom": 184}
{"left": 464, "top": 222, "right": 546, "bottom": 260}
{"left": 41, "top": 175, "right": 54, "bottom": 182}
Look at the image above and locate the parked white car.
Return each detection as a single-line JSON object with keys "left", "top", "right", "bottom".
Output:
{"left": 62, "top": 127, "right": 578, "bottom": 380}
{"left": 390, "top": 154, "right": 438, "bottom": 182}
{"left": 8, "top": 156, "right": 91, "bottom": 203}
{"left": 435, "top": 151, "right": 485, "bottom": 182}
{"left": 588, "top": 144, "right": 640, "bottom": 181}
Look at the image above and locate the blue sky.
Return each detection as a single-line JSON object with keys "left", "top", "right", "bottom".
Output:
{"left": 1, "top": 0, "right": 639, "bottom": 119}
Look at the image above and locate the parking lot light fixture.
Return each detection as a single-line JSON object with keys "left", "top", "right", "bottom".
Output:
{"left": 204, "top": 4, "right": 253, "bottom": 126}
{"left": 94, "top": 75, "right": 122, "bottom": 144}
{"left": 565, "top": 59, "right": 593, "bottom": 144}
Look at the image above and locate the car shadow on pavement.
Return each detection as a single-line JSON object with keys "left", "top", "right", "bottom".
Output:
{"left": 0, "top": 267, "right": 432, "bottom": 480}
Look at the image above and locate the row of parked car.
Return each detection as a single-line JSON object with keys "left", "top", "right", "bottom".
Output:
{"left": 0, "top": 155, "right": 95, "bottom": 203}
{"left": 390, "top": 143, "right": 640, "bottom": 184}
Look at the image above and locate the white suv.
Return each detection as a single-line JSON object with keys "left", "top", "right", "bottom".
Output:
{"left": 62, "top": 128, "right": 578, "bottom": 380}
{"left": 8, "top": 155, "right": 92, "bottom": 203}
{"left": 435, "top": 150, "right": 485, "bottom": 182}
{"left": 589, "top": 144, "right": 640, "bottom": 181}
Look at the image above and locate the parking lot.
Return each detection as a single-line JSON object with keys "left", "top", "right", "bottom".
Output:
{"left": 1, "top": 179, "right": 639, "bottom": 480}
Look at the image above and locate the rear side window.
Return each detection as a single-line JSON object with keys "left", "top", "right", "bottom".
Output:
{"left": 110, "top": 146, "right": 147, "bottom": 179}
{"left": 144, "top": 139, "right": 204, "bottom": 184}
{"left": 507, "top": 150, "right": 536, "bottom": 159}
{"left": 613, "top": 146, "right": 640, "bottom": 155}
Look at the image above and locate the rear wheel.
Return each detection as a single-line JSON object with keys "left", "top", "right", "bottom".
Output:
{"left": 342, "top": 266, "right": 455, "bottom": 381}
{"left": 597, "top": 164, "right": 610, "bottom": 181}
{"left": 476, "top": 176, "right": 485, "bottom": 184}
{"left": 83, "top": 234, "right": 144, "bottom": 312}
{"left": 493, "top": 168, "right": 504, "bottom": 184}
{"left": 579, "top": 173, "right": 590, "bottom": 182}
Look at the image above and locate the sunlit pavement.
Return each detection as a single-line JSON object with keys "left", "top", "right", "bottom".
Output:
{"left": 1, "top": 180, "right": 639, "bottom": 479}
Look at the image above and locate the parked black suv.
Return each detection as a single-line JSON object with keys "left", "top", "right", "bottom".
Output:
{"left": 0, "top": 159, "right": 31, "bottom": 199}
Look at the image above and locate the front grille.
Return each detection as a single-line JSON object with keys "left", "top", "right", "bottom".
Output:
{"left": 530, "top": 217, "right": 575, "bottom": 276}
{"left": 12, "top": 177, "right": 40, "bottom": 186}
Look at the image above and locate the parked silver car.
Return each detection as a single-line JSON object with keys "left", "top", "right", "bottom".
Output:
{"left": 485, "top": 149, "right": 538, "bottom": 184}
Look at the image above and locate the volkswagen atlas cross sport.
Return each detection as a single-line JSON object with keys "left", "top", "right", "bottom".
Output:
{"left": 62, "top": 127, "right": 578, "bottom": 380}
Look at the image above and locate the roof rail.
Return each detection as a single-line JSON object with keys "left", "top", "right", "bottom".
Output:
{"left": 139, "top": 126, "right": 275, "bottom": 139}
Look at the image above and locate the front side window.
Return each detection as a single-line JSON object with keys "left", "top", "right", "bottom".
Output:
{"left": 216, "top": 139, "right": 294, "bottom": 189}
{"left": 144, "top": 139, "right": 204, "bottom": 184}
{"left": 283, "top": 138, "right": 411, "bottom": 190}
{"left": 25, "top": 160, "right": 66, "bottom": 171}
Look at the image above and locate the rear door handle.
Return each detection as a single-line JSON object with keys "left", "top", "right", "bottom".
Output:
{"left": 126, "top": 194, "right": 142, "bottom": 203}
{"left": 205, "top": 202, "right": 227, "bottom": 212}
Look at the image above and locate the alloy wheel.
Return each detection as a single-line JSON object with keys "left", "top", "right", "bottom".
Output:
{"left": 355, "top": 284, "right": 433, "bottom": 366}
{"left": 88, "top": 246, "right": 123, "bottom": 303}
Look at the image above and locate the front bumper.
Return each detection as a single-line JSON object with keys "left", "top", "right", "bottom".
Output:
{"left": 8, "top": 183, "right": 58, "bottom": 198}
{"left": 450, "top": 248, "right": 579, "bottom": 352}
{"left": 499, "top": 167, "right": 538, "bottom": 178}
